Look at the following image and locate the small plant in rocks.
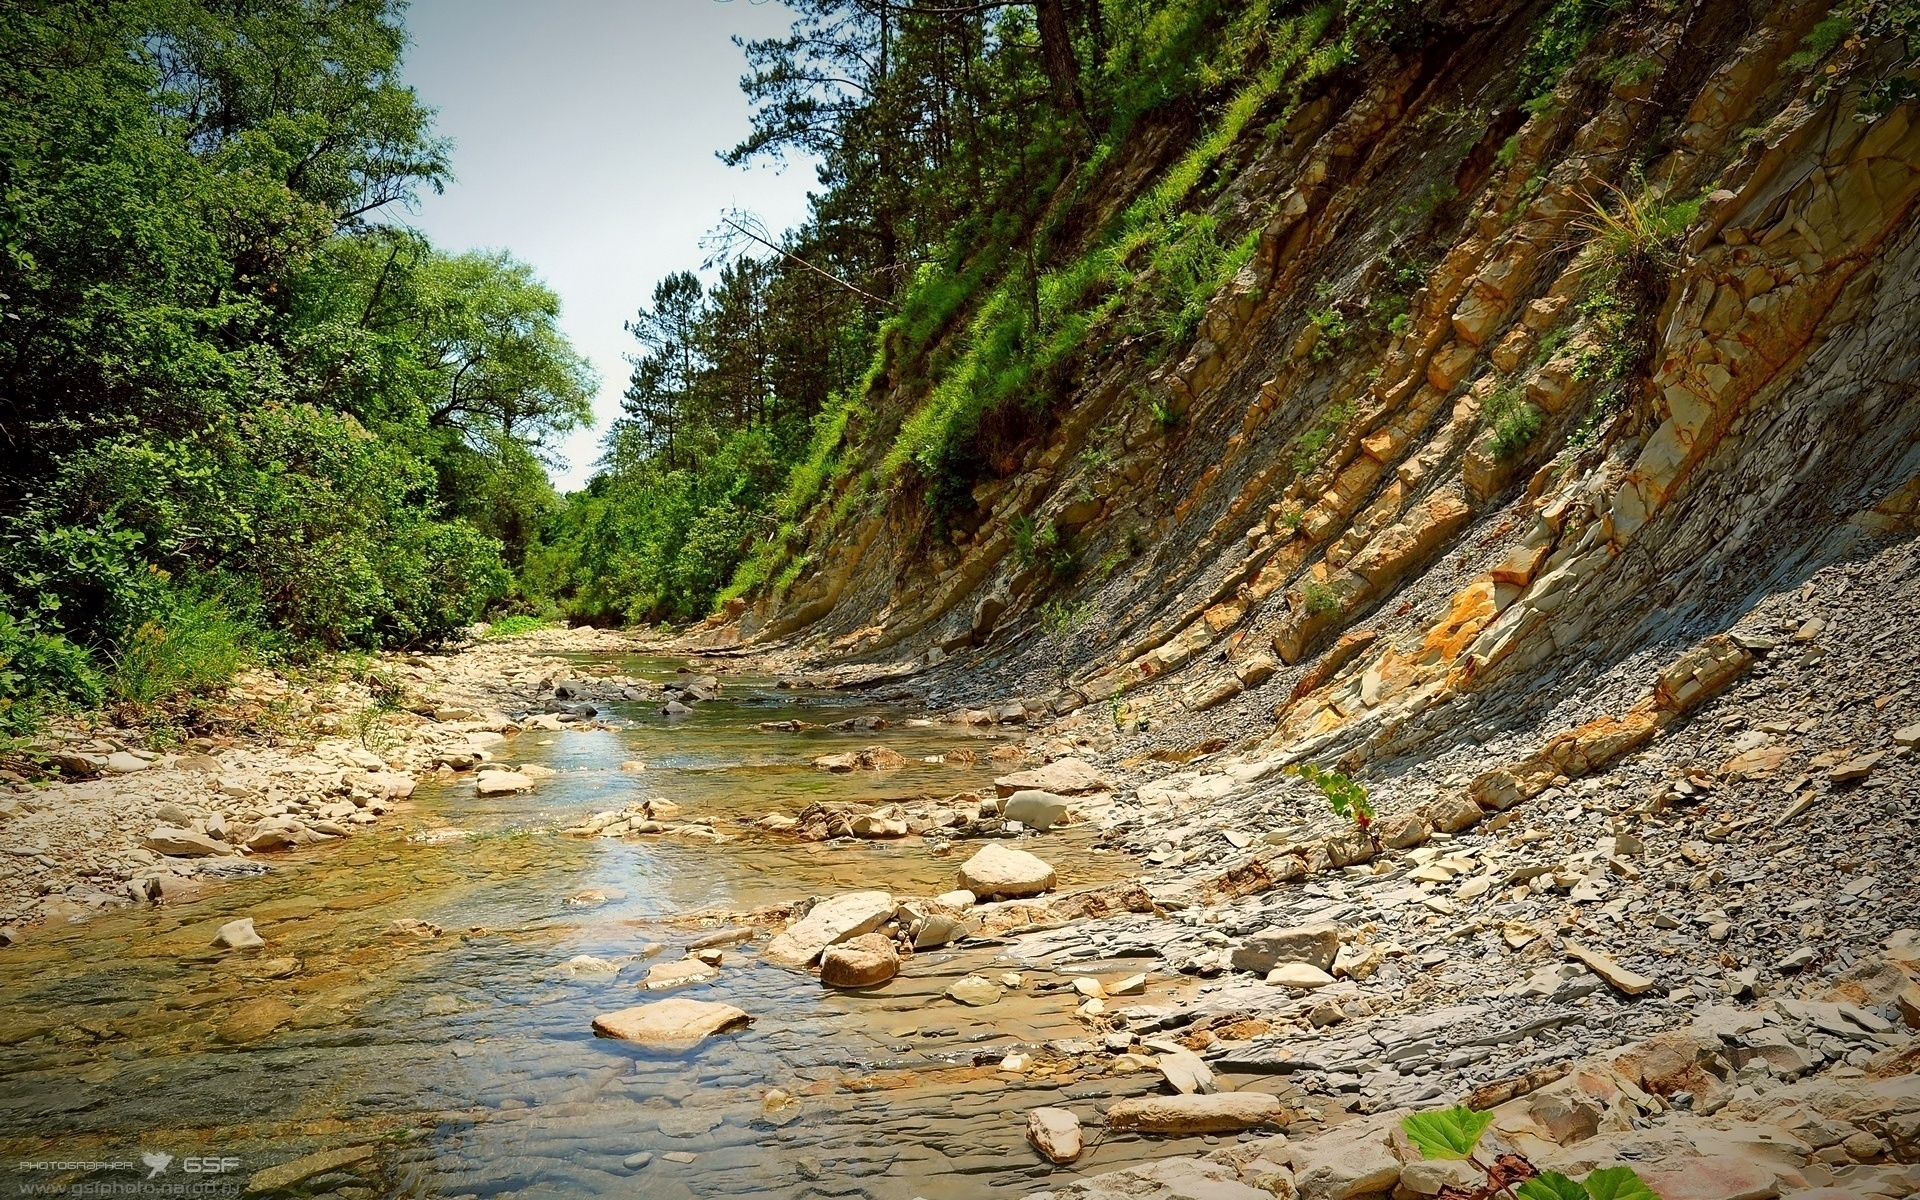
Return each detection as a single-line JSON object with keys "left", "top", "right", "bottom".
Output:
{"left": 1398, "top": 1107, "right": 1659, "bottom": 1200}
{"left": 1288, "top": 762, "right": 1373, "bottom": 830}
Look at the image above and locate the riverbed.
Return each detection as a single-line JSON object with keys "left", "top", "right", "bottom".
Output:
{"left": 0, "top": 653, "right": 1237, "bottom": 1199}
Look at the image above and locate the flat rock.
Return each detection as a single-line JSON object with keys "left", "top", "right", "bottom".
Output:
{"left": 1103, "top": 1092, "right": 1285, "bottom": 1134}
{"left": 763, "top": 891, "right": 895, "bottom": 966}
{"left": 643, "top": 959, "right": 719, "bottom": 990}
{"left": 1565, "top": 940, "right": 1659, "bottom": 995}
{"left": 1289, "top": 1118, "right": 1403, "bottom": 1200}
{"left": 1002, "top": 789, "right": 1071, "bottom": 831}
{"left": 820, "top": 933, "right": 899, "bottom": 988}
{"left": 218, "top": 996, "right": 295, "bottom": 1044}
{"left": 957, "top": 843, "right": 1056, "bottom": 899}
{"left": 1027, "top": 1106, "right": 1083, "bottom": 1163}
{"left": 474, "top": 770, "right": 534, "bottom": 795}
{"left": 1266, "top": 962, "right": 1336, "bottom": 989}
{"left": 104, "top": 752, "right": 150, "bottom": 773}
{"left": 145, "top": 825, "right": 229, "bottom": 858}
{"left": 1231, "top": 921, "right": 1342, "bottom": 973}
{"left": 994, "top": 757, "right": 1107, "bottom": 797}
{"left": 1635, "top": 1154, "right": 1781, "bottom": 1200}
{"left": 591, "top": 998, "right": 751, "bottom": 1049}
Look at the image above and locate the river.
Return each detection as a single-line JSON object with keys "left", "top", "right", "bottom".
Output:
{"left": 0, "top": 654, "right": 1225, "bottom": 1199}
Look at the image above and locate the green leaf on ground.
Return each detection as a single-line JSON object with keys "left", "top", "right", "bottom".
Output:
{"left": 1399, "top": 1106, "right": 1495, "bottom": 1159}
{"left": 1516, "top": 1171, "right": 1589, "bottom": 1200}
{"left": 1581, "top": 1166, "right": 1658, "bottom": 1200}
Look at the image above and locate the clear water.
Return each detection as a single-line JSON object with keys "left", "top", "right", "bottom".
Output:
{"left": 0, "top": 657, "right": 1207, "bottom": 1199}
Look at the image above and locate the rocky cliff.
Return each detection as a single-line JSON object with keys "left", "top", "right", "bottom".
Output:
{"left": 709, "top": 0, "right": 1920, "bottom": 780}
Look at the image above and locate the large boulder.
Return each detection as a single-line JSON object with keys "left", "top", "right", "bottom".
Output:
{"left": 820, "top": 933, "right": 899, "bottom": 988}
{"left": 993, "top": 757, "right": 1107, "bottom": 797}
{"left": 475, "top": 770, "right": 534, "bottom": 795}
{"left": 243, "top": 815, "right": 325, "bottom": 852}
{"left": 1231, "top": 922, "right": 1342, "bottom": 974}
{"left": 958, "top": 844, "right": 1056, "bottom": 900}
{"left": 143, "top": 825, "right": 229, "bottom": 858}
{"left": 1104, "top": 1092, "right": 1286, "bottom": 1134}
{"left": 591, "top": 998, "right": 751, "bottom": 1049}
{"left": 763, "top": 891, "right": 895, "bottom": 966}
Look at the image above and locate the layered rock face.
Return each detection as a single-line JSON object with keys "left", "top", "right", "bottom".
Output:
{"left": 709, "top": 0, "right": 1920, "bottom": 782}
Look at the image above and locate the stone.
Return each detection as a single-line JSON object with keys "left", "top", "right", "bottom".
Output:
{"left": 1635, "top": 1155, "right": 1781, "bottom": 1200}
{"left": 1429, "top": 792, "right": 1483, "bottom": 833}
{"left": 474, "top": 770, "right": 533, "bottom": 795}
{"left": 622, "top": 1152, "right": 653, "bottom": 1170}
{"left": 957, "top": 844, "right": 1056, "bottom": 900}
{"left": 1289, "top": 1119, "right": 1402, "bottom": 1200}
{"left": 103, "top": 752, "right": 150, "bottom": 773}
{"left": 1153, "top": 1047, "right": 1218, "bottom": 1095}
{"left": 1002, "top": 789, "right": 1071, "bottom": 831}
{"left": 763, "top": 891, "right": 895, "bottom": 966}
{"left": 1893, "top": 723, "right": 1920, "bottom": 749}
{"left": 820, "top": 933, "right": 899, "bottom": 988}
{"left": 144, "top": 825, "right": 229, "bottom": 858}
{"left": 245, "top": 1145, "right": 377, "bottom": 1195}
{"left": 213, "top": 917, "right": 265, "bottom": 950}
{"left": 947, "top": 974, "right": 1004, "bottom": 1006}
{"left": 1027, "top": 1107, "right": 1083, "bottom": 1163}
{"left": 1397, "top": 1158, "right": 1483, "bottom": 1196}
{"left": 591, "top": 998, "right": 751, "bottom": 1049}
{"left": 1104, "top": 1092, "right": 1285, "bottom": 1134}
{"left": 993, "top": 757, "right": 1107, "bottom": 797}
{"left": 643, "top": 959, "right": 718, "bottom": 990}
{"left": 1564, "top": 941, "right": 1660, "bottom": 995}
{"left": 1266, "top": 963, "right": 1336, "bottom": 989}
{"left": 1828, "top": 752, "right": 1883, "bottom": 783}
{"left": 812, "top": 752, "right": 859, "bottom": 772}
{"left": 850, "top": 812, "right": 909, "bottom": 838}
{"left": 1231, "top": 921, "right": 1342, "bottom": 973}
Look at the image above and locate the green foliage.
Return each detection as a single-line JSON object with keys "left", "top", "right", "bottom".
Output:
{"left": 1300, "top": 580, "right": 1343, "bottom": 616}
{"left": 1290, "top": 762, "right": 1375, "bottom": 828}
{"left": 483, "top": 615, "right": 549, "bottom": 639}
{"left": 1787, "top": 16, "right": 1852, "bottom": 70}
{"left": 1518, "top": 1167, "right": 1657, "bottom": 1200}
{"left": 1483, "top": 386, "right": 1546, "bottom": 460}
{"left": 1580, "top": 1167, "right": 1658, "bottom": 1200}
{"left": 1040, "top": 596, "right": 1094, "bottom": 638}
{"left": 0, "top": 614, "right": 103, "bottom": 734}
{"left": 107, "top": 598, "right": 247, "bottom": 708}
{"left": 1517, "top": 1173, "right": 1592, "bottom": 1200}
{"left": 1290, "top": 400, "right": 1354, "bottom": 474}
{"left": 1307, "top": 305, "right": 1353, "bottom": 362}
{"left": 1397, "top": 1106, "right": 1494, "bottom": 1159}
{"left": 1519, "top": 0, "right": 1627, "bottom": 101}
{"left": 1013, "top": 516, "right": 1077, "bottom": 577}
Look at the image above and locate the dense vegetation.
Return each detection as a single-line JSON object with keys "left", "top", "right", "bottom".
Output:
{"left": 0, "top": 0, "right": 592, "bottom": 730}
{"left": 537, "top": 0, "right": 1439, "bottom": 627}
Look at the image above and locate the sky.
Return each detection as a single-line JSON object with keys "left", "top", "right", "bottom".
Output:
{"left": 402, "top": 0, "right": 818, "bottom": 490}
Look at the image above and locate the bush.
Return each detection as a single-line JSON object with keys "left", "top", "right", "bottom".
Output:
{"left": 107, "top": 596, "right": 248, "bottom": 708}
{"left": 1484, "top": 386, "right": 1546, "bottom": 460}
{"left": 0, "top": 613, "right": 103, "bottom": 734}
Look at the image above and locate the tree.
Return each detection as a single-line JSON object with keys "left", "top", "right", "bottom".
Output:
{"left": 618, "top": 271, "right": 706, "bottom": 468}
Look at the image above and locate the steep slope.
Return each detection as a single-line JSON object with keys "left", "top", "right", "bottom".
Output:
{"left": 704, "top": 0, "right": 1920, "bottom": 781}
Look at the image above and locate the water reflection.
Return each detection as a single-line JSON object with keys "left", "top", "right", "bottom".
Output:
{"left": 0, "top": 655, "right": 1168, "bottom": 1199}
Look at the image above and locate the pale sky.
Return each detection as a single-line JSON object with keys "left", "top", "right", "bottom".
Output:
{"left": 402, "top": 0, "right": 818, "bottom": 490}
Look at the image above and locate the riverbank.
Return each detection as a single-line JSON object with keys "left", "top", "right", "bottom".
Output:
{"left": 0, "top": 625, "right": 647, "bottom": 932}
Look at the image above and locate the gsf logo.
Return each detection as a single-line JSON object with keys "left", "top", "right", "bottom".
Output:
{"left": 182, "top": 1157, "right": 242, "bottom": 1174}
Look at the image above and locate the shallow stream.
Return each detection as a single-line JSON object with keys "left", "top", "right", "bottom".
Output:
{"left": 0, "top": 656, "right": 1221, "bottom": 1199}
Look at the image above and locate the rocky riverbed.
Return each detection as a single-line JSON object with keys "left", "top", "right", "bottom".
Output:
{"left": 1, "top": 543, "right": 1917, "bottom": 1199}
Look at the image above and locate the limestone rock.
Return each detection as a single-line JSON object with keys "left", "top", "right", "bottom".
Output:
{"left": 1104, "top": 1092, "right": 1285, "bottom": 1134}
{"left": 820, "top": 933, "right": 899, "bottom": 988}
{"left": 244, "top": 1145, "right": 376, "bottom": 1196}
{"left": 591, "top": 998, "right": 751, "bottom": 1049}
{"left": 1002, "top": 789, "right": 1071, "bottom": 831}
{"left": 1267, "top": 963, "right": 1337, "bottom": 989}
{"left": 643, "top": 959, "right": 718, "bottom": 990}
{"left": 763, "top": 890, "right": 895, "bottom": 966}
{"left": 958, "top": 843, "right": 1056, "bottom": 899}
{"left": 993, "top": 757, "right": 1107, "bottom": 797}
{"left": 144, "top": 825, "right": 229, "bottom": 858}
{"left": 947, "top": 974, "right": 1004, "bottom": 1006}
{"left": 213, "top": 917, "right": 265, "bottom": 949}
{"left": 1290, "top": 1118, "right": 1402, "bottom": 1200}
{"left": 1232, "top": 921, "right": 1342, "bottom": 974}
{"left": 474, "top": 770, "right": 533, "bottom": 795}
{"left": 1027, "top": 1106, "right": 1083, "bottom": 1163}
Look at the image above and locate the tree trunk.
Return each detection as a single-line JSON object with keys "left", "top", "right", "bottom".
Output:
{"left": 1034, "top": 0, "right": 1085, "bottom": 121}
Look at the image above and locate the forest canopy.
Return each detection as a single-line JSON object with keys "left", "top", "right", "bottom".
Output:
{"left": 0, "top": 0, "right": 591, "bottom": 729}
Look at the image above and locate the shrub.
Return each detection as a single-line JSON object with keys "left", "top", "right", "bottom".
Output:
{"left": 0, "top": 613, "right": 103, "bottom": 733}
{"left": 1484, "top": 386, "right": 1546, "bottom": 460}
{"left": 1289, "top": 762, "right": 1374, "bottom": 828}
{"left": 483, "top": 615, "right": 548, "bottom": 638}
{"left": 107, "top": 596, "right": 248, "bottom": 708}
{"left": 1300, "top": 579, "right": 1342, "bottom": 615}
